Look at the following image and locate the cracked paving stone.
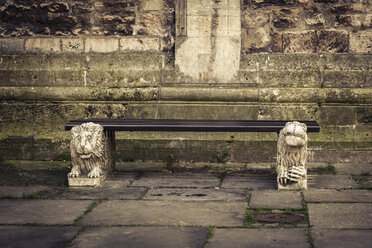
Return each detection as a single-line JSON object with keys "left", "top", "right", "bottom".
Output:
{"left": 304, "top": 189, "right": 372, "bottom": 203}
{"left": 0, "top": 186, "right": 48, "bottom": 198}
{"left": 308, "top": 175, "right": 358, "bottom": 189}
{"left": 205, "top": 228, "right": 308, "bottom": 248}
{"left": 144, "top": 188, "right": 248, "bottom": 201}
{"left": 250, "top": 190, "right": 302, "bottom": 209}
{"left": 0, "top": 199, "right": 92, "bottom": 225}
{"left": 130, "top": 173, "right": 220, "bottom": 188}
{"left": 81, "top": 200, "right": 247, "bottom": 226}
{"left": 312, "top": 229, "right": 372, "bottom": 248}
{"left": 53, "top": 187, "right": 146, "bottom": 200}
{"left": 70, "top": 226, "right": 206, "bottom": 248}
{"left": 221, "top": 175, "right": 276, "bottom": 189}
{"left": 308, "top": 203, "right": 372, "bottom": 228}
{"left": 0, "top": 226, "right": 79, "bottom": 248}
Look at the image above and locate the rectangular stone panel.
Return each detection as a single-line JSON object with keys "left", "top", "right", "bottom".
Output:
{"left": 131, "top": 173, "right": 220, "bottom": 188}
{"left": 221, "top": 175, "right": 276, "bottom": 190}
{"left": 0, "top": 200, "right": 92, "bottom": 225}
{"left": 0, "top": 186, "right": 48, "bottom": 198}
{"left": 304, "top": 189, "right": 372, "bottom": 203}
{"left": 70, "top": 226, "right": 206, "bottom": 248}
{"left": 144, "top": 188, "right": 248, "bottom": 201}
{"left": 206, "top": 228, "right": 308, "bottom": 248}
{"left": 308, "top": 175, "right": 358, "bottom": 189}
{"left": 87, "top": 53, "right": 163, "bottom": 70}
{"left": 0, "top": 226, "right": 79, "bottom": 248}
{"left": 312, "top": 229, "right": 372, "bottom": 248}
{"left": 308, "top": 203, "right": 372, "bottom": 228}
{"left": 82, "top": 200, "right": 247, "bottom": 226}
{"left": 250, "top": 190, "right": 302, "bottom": 209}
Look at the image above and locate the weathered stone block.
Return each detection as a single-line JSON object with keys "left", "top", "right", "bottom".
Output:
{"left": 25, "top": 38, "right": 61, "bottom": 53}
{"left": 0, "top": 70, "right": 83, "bottom": 87}
{"left": 0, "top": 38, "right": 24, "bottom": 53}
{"left": 61, "top": 38, "right": 85, "bottom": 53}
{"left": 270, "top": 33, "right": 283, "bottom": 52}
{"left": 283, "top": 31, "right": 316, "bottom": 53}
{"left": 357, "top": 106, "right": 372, "bottom": 124}
{"left": 350, "top": 31, "right": 372, "bottom": 53}
{"left": 120, "top": 37, "right": 160, "bottom": 51}
{"left": 322, "top": 54, "right": 371, "bottom": 70}
{"left": 257, "top": 103, "right": 319, "bottom": 121}
{"left": 159, "top": 87, "right": 259, "bottom": 102}
{"left": 259, "top": 71, "right": 321, "bottom": 88}
{"left": 87, "top": 70, "right": 160, "bottom": 87}
{"left": 85, "top": 38, "right": 119, "bottom": 53}
{"left": 323, "top": 71, "right": 369, "bottom": 88}
{"left": 87, "top": 53, "right": 162, "bottom": 70}
{"left": 259, "top": 89, "right": 323, "bottom": 103}
{"left": 317, "top": 30, "right": 348, "bottom": 53}
{"left": 319, "top": 105, "right": 357, "bottom": 125}
{"left": 272, "top": 8, "right": 301, "bottom": 30}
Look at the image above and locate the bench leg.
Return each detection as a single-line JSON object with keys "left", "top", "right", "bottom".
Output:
{"left": 68, "top": 122, "right": 115, "bottom": 187}
{"left": 276, "top": 121, "right": 308, "bottom": 190}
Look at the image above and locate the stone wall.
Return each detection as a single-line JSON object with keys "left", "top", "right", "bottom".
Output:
{"left": 0, "top": 0, "right": 371, "bottom": 163}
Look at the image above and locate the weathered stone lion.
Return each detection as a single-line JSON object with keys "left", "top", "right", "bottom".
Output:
{"left": 276, "top": 121, "right": 308, "bottom": 190}
{"left": 68, "top": 122, "right": 108, "bottom": 179}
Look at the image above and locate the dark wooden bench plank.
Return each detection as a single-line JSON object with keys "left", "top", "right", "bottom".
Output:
{"left": 65, "top": 119, "right": 320, "bottom": 133}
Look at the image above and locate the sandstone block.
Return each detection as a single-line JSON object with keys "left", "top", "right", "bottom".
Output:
{"left": 61, "top": 38, "right": 84, "bottom": 53}
{"left": 0, "top": 38, "right": 24, "bottom": 53}
{"left": 350, "top": 31, "right": 372, "bottom": 53}
{"left": 120, "top": 37, "right": 160, "bottom": 51}
{"left": 283, "top": 31, "right": 316, "bottom": 53}
{"left": 270, "top": 33, "right": 283, "bottom": 52}
{"left": 85, "top": 38, "right": 119, "bottom": 53}
{"left": 317, "top": 30, "right": 348, "bottom": 53}
{"left": 25, "top": 38, "right": 61, "bottom": 53}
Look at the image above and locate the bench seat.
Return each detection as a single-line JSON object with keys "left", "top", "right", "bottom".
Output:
{"left": 65, "top": 119, "right": 320, "bottom": 133}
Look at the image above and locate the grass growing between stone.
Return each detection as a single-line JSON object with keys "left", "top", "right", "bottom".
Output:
{"left": 204, "top": 226, "right": 215, "bottom": 245}
{"left": 309, "top": 163, "right": 336, "bottom": 175}
{"left": 302, "top": 200, "right": 314, "bottom": 247}
{"left": 72, "top": 199, "right": 106, "bottom": 226}
{"left": 352, "top": 173, "right": 372, "bottom": 190}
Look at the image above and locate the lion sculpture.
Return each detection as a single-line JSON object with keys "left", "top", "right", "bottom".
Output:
{"left": 68, "top": 122, "right": 113, "bottom": 180}
{"left": 276, "top": 121, "right": 308, "bottom": 190}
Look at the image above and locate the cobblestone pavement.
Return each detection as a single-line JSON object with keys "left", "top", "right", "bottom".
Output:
{"left": 0, "top": 161, "right": 372, "bottom": 248}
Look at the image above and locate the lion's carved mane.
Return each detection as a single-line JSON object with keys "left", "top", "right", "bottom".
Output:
{"left": 68, "top": 122, "right": 107, "bottom": 178}
{"left": 277, "top": 121, "right": 308, "bottom": 189}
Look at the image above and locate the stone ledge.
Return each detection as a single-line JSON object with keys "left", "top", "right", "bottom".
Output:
{"left": 0, "top": 37, "right": 163, "bottom": 54}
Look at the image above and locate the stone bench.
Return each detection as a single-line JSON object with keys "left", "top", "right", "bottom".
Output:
{"left": 65, "top": 119, "right": 320, "bottom": 189}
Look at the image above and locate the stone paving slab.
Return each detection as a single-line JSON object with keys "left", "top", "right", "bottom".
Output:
{"left": 0, "top": 199, "right": 92, "bottom": 225}
{"left": 82, "top": 200, "right": 247, "bottom": 226}
{"left": 53, "top": 187, "right": 146, "bottom": 200}
{"left": 334, "top": 163, "right": 372, "bottom": 175}
{"left": 71, "top": 226, "right": 206, "bottom": 248}
{"left": 144, "top": 188, "right": 248, "bottom": 201}
{"left": 130, "top": 173, "right": 220, "bottom": 188}
{"left": 308, "top": 203, "right": 372, "bottom": 228}
{"left": 308, "top": 175, "right": 358, "bottom": 189}
{"left": 0, "top": 226, "right": 79, "bottom": 248}
{"left": 205, "top": 228, "right": 308, "bottom": 248}
{"left": 311, "top": 229, "right": 372, "bottom": 248}
{"left": 0, "top": 186, "right": 48, "bottom": 198}
{"left": 304, "top": 189, "right": 372, "bottom": 203}
{"left": 221, "top": 175, "right": 276, "bottom": 189}
{"left": 250, "top": 190, "right": 303, "bottom": 209}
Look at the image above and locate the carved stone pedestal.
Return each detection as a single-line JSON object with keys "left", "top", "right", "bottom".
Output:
{"left": 276, "top": 121, "right": 309, "bottom": 191}
{"left": 67, "top": 122, "right": 115, "bottom": 187}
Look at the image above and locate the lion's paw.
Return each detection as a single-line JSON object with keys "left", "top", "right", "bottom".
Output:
{"left": 88, "top": 167, "right": 103, "bottom": 178}
{"left": 277, "top": 169, "right": 289, "bottom": 185}
{"left": 287, "top": 166, "right": 306, "bottom": 182}
{"left": 68, "top": 167, "right": 81, "bottom": 178}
